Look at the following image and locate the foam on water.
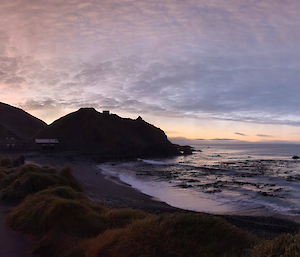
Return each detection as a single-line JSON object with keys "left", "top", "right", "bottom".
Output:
{"left": 137, "top": 158, "right": 170, "bottom": 166}
{"left": 98, "top": 143, "right": 300, "bottom": 217}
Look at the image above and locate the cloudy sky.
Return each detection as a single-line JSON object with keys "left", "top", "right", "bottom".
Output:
{"left": 1, "top": 0, "right": 300, "bottom": 142}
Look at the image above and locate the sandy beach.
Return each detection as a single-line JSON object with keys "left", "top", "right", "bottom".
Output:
{"left": 26, "top": 155, "right": 300, "bottom": 239}
{"left": 2, "top": 153, "right": 300, "bottom": 257}
{"left": 27, "top": 155, "right": 182, "bottom": 214}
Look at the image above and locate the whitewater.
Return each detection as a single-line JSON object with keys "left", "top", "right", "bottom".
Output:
{"left": 98, "top": 143, "right": 300, "bottom": 218}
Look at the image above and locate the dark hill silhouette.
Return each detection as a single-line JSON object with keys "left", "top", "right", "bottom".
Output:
{"left": 32, "top": 108, "right": 179, "bottom": 158}
{"left": 0, "top": 102, "right": 47, "bottom": 141}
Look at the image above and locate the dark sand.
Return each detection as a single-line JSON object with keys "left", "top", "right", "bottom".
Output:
{"left": 27, "top": 156, "right": 182, "bottom": 214}
{"left": 27, "top": 155, "right": 300, "bottom": 239}
{"left": 1, "top": 154, "right": 300, "bottom": 257}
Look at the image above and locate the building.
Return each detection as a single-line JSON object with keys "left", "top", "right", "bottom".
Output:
{"left": 35, "top": 139, "right": 59, "bottom": 151}
{"left": 0, "top": 137, "right": 25, "bottom": 151}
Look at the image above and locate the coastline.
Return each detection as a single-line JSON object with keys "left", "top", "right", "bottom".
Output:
{"left": 2, "top": 153, "right": 300, "bottom": 256}
{"left": 27, "top": 155, "right": 182, "bottom": 214}
{"left": 26, "top": 155, "right": 300, "bottom": 239}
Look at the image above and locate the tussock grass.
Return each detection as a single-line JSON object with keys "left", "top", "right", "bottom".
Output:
{"left": 245, "top": 233, "right": 300, "bottom": 257}
{"left": 37, "top": 185, "right": 88, "bottom": 201}
{"left": 59, "top": 165, "right": 84, "bottom": 192}
{"left": 5, "top": 184, "right": 148, "bottom": 257}
{"left": 5, "top": 161, "right": 300, "bottom": 257}
{"left": 85, "top": 212, "right": 257, "bottom": 257}
{"left": 6, "top": 186, "right": 147, "bottom": 236}
{"left": 32, "top": 231, "right": 87, "bottom": 257}
{"left": 6, "top": 186, "right": 106, "bottom": 257}
{"left": 0, "top": 155, "right": 24, "bottom": 168}
{"left": 0, "top": 164, "right": 84, "bottom": 201}
{"left": 7, "top": 195, "right": 105, "bottom": 236}
{"left": 12, "top": 155, "right": 25, "bottom": 167}
{"left": 0, "top": 156, "right": 13, "bottom": 167}
{"left": 103, "top": 208, "right": 148, "bottom": 229}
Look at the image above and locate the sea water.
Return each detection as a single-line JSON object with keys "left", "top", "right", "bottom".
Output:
{"left": 98, "top": 143, "right": 300, "bottom": 217}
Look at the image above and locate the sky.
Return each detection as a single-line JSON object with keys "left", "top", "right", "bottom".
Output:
{"left": 1, "top": 0, "right": 300, "bottom": 142}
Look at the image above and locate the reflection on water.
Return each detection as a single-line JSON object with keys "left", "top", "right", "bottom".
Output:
{"left": 98, "top": 143, "right": 300, "bottom": 217}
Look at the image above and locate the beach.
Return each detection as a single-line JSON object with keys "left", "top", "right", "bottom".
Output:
{"left": 26, "top": 154, "right": 300, "bottom": 239}
{"left": 2, "top": 153, "right": 300, "bottom": 256}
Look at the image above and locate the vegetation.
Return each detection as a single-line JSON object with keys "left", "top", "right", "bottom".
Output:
{"left": 83, "top": 213, "right": 256, "bottom": 257}
{"left": 0, "top": 162, "right": 84, "bottom": 202}
{"left": 1, "top": 156, "right": 300, "bottom": 257}
{"left": 245, "top": 233, "right": 300, "bottom": 257}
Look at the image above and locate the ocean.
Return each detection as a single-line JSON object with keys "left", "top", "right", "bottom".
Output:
{"left": 98, "top": 143, "right": 300, "bottom": 217}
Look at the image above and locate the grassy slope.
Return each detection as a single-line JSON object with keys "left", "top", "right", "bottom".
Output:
{"left": 0, "top": 102, "right": 46, "bottom": 141}
{"left": 32, "top": 108, "right": 178, "bottom": 157}
{"left": 1, "top": 157, "right": 300, "bottom": 257}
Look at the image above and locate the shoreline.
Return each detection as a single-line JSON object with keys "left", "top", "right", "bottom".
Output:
{"left": 2, "top": 153, "right": 300, "bottom": 256}
{"left": 26, "top": 155, "right": 300, "bottom": 239}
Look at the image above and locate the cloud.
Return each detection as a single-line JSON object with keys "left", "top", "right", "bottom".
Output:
{"left": 256, "top": 134, "right": 273, "bottom": 138}
{"left": 0, "top": 0, "right": 299, "bottom": 128}
{"left": 235, "top": 132, "right": 247, "bottom": 136}
{"left": 21, "top": 98, "right": 57, "bottom": 110}
{"left": 211, "top": 138, "right": 236, "bottom": 141}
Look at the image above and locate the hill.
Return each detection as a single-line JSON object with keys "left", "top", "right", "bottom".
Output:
{"left": 0, "top": 102, "right": 47, "bottom": 141}
{"left": 32, "top": 108, "right": 179, "bottom": 158}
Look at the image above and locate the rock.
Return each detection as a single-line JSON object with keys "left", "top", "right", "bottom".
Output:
{"left": 174, "top": 145, "right": 194, "bottom": 155}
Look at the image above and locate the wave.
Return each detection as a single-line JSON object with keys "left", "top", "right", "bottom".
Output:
{"left": 137, "top": 158, "right": 171, "bottom": 166}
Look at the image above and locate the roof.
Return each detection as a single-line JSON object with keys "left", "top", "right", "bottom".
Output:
{"left": 35, "top": 139, "right": 59, "bottom": 144}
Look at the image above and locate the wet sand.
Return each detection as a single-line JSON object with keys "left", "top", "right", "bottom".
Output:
{"left": 27, "top": 155, "right": 182, "bottom": 214}
{"left": 27, "top": 155, "right": 300, "bottom": 239}
{"left": 1, "top": 153, "right": 300, "bottom": 257}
